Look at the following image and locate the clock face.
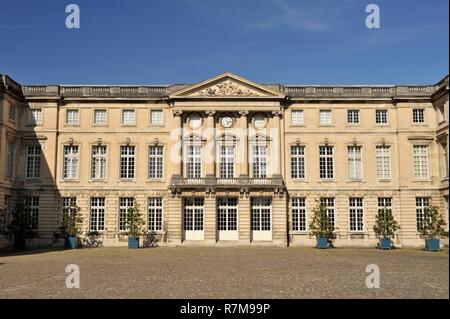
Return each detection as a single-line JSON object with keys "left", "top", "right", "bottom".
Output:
{"left": 221, "top": 116, "right": 234, "bottom": 128}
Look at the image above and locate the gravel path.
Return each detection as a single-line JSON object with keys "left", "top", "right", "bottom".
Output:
{"left": 0, "top": 247, "right": 448, "bottom": 299}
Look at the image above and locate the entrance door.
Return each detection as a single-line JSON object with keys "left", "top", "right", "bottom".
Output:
{"left": 251, "top": 198, "right": 272, "bottom": 241}
{"left": 217, "top": 198, "right": 238, "bottom": 241}
{"left": 183, "top": 198, "right": 204, "bottom": 240}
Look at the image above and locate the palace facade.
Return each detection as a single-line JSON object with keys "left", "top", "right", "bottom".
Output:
{"left": 0, "top": 72, "right": 448, "bottom": 248}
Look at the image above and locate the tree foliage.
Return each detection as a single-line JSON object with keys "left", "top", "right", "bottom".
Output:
{"left": 420, "top": 206, "right": 448, "bottom": 240}
{"left": 125, "top": 202, "right": 145, "bottom": 237}
{"left": 373, "top": 208, "right": 400, "bottom": 239}
{"left": 6, "top": 199, "right": 37, "bottom": 240}
{"left": 309, "top": 203, "right": 335, "bottom": 238}
{"left": 61, "top": 202, "right": 84, "bottom": 237}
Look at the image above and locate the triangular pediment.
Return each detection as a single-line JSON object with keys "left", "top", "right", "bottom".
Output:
{"left": 170, "top": 73, "right": 285, "bottom": 98}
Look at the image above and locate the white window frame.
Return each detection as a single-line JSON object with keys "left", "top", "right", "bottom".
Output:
{"left": 349, "top": 197, "right": 364, "bottom": 232}
{"left": 9, "top": 105, "right": 16, "bottom": 122}
{"left": 347, "top": 110, "right": 360, "bottom": 125}
{"left": 24, "top": 196, "right": 39, "bottom": 230}
{"left": 91, "top": 145, "right": 107, "bottom": 180}
{"left": 120, "top": 145, "right": 136, "bottom": 179}
{"left": 148, "top": 145, "right": 164, "bottom": 179}
{"left": 252, "top": 145, "right": 268, "bottom": 179}
{"left": 292, "top": 197, "right": 307, "bottom": 232}
{"left": 93, "top": 109, "right": 107, "bottom": 126}
{"left": 90, "top": 197, "right": 105, "bottom": 231}
{"left": 412, "top": 109, "right": 425, "bottom": 124}
{"left": 26, "top": 145, "right": 41, "bottom": 179}
{"left": 150, "top": 109, "right": 164, "bottom": 125}
{"left": 28, "top": 109, "right": 43, "bottom": 125}
{"left": 415, "top": 197, "right": 430, "bottom": 231}
{"left": 320, "top": 197, "right": 335, "bottom": 227}
{"left": 66, "top": 109, "right": 79, "bottom": 126}
{"left": 291, "top": 110, "right": 304, "bottom": 125}
{"left": 186, "top": 145, "right": 202, "bottom": 179}
{"left": 63, "top": 145, "right": 79, "bottom": 180}
{"left": 119, "top": 197, "right": 134, "bottom": 232}
{"left": 375, "top": 109, "right": 388, "bottom": 124}
{"left": 319, "top": 110, "right": 332, "bottom": 125}
{"left": 319, "top": 146, "right": 334, "bottom": 179}
{"left": 376, "top": 146, "right": 391, "bottom": 179}
{"left": 348, "top": 146, "right": 363, "bottom": 180}
{"left": 413, "top": 145, "right": 429, "bottom": 179}
{"left": 6, "top": 142, "right": 14, "bottom": 178}
{"left": 122, "top": 109, "right": 136, "bottom": 125}
{"left": 377, "top": 197, "right": 393, "bottom": 215}
{"left": 219, "top": 145, "right": 235, "bottom": 179}
{"left": 291, "top": 145, "right": 305, "bottom": 179}
{"left": 148, "top": 197, "right": 163, "bottom": 232}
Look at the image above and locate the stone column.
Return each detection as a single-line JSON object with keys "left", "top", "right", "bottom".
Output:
{"left": 238, "top": 111, "right": 249, "bottom": 177}
{"left": 172, "top": 110, "right": 183, "bottom": 177}
{"left": 205, "top": 110, "right": 216, "bottom": 178}
{"left": 272, "top": 110, "right": 282, "bottom": 177}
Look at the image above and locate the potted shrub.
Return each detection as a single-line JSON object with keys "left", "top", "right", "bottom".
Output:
{"left": 125, "top": 202, "right": 145, "bottom": 249}
{"left": 309, "top": 203, "right": 335, "bottom": 249}
{"left": 373, "top": 208, "right": 400, "bottom": 250}
{"left": 420, "top": 206, "right": 447, "bottom": 252}
{"left": 61, "top": 202, "right": 83, "bottom": 249}
{"left": 6, "top": 199, "right": 37, "bottom": 251}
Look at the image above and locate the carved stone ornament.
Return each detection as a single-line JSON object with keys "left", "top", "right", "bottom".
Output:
{"left": 195, "top": 80, "right": 260, "bottom": 97}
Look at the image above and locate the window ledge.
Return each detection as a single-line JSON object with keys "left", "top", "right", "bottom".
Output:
{"left": 412, "top": 179, "right": 433, "bottom": 182}
{"left": 289, "top": 231, "right": 308, "bottom": 235}
{"left": 377, "top": 179, "right": 392, "bottom": 182}
{"left": 346, "top": 180, "right": 365, "bottom": 183}
{"left": 318, "top": 179, "right": 336, "bottom": 183}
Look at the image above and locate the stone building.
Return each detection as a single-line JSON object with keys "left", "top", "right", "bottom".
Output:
{"left": 0, "top": 72, "right": 448, "bottom": 248}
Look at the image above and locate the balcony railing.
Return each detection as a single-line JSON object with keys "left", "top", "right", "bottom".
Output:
{"left": 170, "top": 176, "right": 284, "bottom": 193}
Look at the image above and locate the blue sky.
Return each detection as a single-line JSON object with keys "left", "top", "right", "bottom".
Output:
{"left": 0, "top": 0, "right": 448, "bottom": 85}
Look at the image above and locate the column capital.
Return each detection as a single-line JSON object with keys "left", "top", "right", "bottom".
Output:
{"left": 172, "top": 110, "right": 183, "bottom": 116}
{"left": 238, "top": 110, "right": 249, "bottom": 117}
{"left": 205, "top": 110, "right": 216, "bottom": 116}
{"left": 272, "top": 110, "right": 282, "bottom": 117}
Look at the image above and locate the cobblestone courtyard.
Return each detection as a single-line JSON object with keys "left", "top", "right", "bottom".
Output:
{"left": 0, "top": 247, "right": 448, "bottom": 299}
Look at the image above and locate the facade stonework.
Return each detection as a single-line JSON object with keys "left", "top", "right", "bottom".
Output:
{"left": 0, "top": 72, "right": 448, "bottom": 248}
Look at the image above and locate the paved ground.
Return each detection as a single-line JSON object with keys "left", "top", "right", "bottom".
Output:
{"left": 0, "top": 247, "right": 448, "bottom": 299}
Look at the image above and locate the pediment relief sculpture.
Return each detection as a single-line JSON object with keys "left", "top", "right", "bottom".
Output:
{"left": 193, "top": 80, "right": 261, "bottom": 97}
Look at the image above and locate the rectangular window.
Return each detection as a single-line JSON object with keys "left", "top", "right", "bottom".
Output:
{"left": 291, "top": 145, "right": 305, "bottom": 179}
{"left": 376, "top": 146, "right": 391, "bottom": 179}
{"left": 148, "top": 146, "right": 164, "bottom": 179}
{"left": 29, "top": 109, "right": 43, "bottom": 125}
{"left": 219, "top": 146, "right": 234, "bottom": 178}
{"left": 416, "top": 197, "right": 430, "bottom": 231}
{"left": 91, "top": 145, "right": 107, "bottom": 180}
{"left": 62, "top": 197, "right": 77, "bottom": 225}
{"left": 94, "top": 109, "right": 107, "bottom": 125}
{"left": 319, "top": 110, "right": 332, "bottom": 125}
{"left": 148, "top": 197, "right": 163, "bottom": 231}
{"left": 377, "top": 197, "right": 392, "bottom": 214}
{"left": 150, "top": 110, "right": 163, "bottom": 125}
{"left": 122, "top": 110, "right": 135, "bottom": 125}
{"left": 119, "top": 197, "right": 134, "bottom": 231}
{"left": 187, "top": 146, "right": 201, "bottom": 178}
{"left": 66, "top": 109, "right": 79, "bottom": 125}
{"left": 349, "top": 197, "right": 364, "bottom": 232}
{"left": 63, "top": 145, "right": 79, "bottom": 180}
{"left": 413, "top": 109, "right": 425, "bottom": 124}
{"left": 9, "top": 105, "right": 16, "bottom": 121}
{"left": 6, "top": 142, "right": 14, "bottom": 177}
{"left": 24, "top": 196, "right": 39, "bottom": 230}
{"left": 252, "top": 145, "right": 267, "bottom": 178}
{"left": 413, "top": 145, "right": 429, "bottom": 179}
{"left": 291, "top": 110, "right": 304, "bottom": 125}
{"left": 319, "top": 146, "right": 334, "bottom": 179}
{"left": 217, "top": 198, "right": 238, "bottom": 232}
{"left": 320, "top": 197, "right": 335, "bottom": 227}
{"left": 120, "top": 146, "right": 135, "bottom": 179}
{"left": 292, "top": 198, "right": 306, "bottom": 231}
{"left": 90, "top": 197, "right": 105, "bottom": 231}
{"left": 347, "top": 110, "right": 360, "bottom": 124}
{"left": 375, "top": 110, "right": 388, "bottom": 124}
{"left": 26, "top": 145, "right": 41, "bottom": 179}
{"left": 348, "top": 146, "right": 363, "bottom": 180}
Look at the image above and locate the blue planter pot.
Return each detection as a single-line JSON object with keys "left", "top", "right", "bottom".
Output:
{"left": 128, "top": 236, "right": 139, "bottom": 249}
{"left": 379, "top": 238, "right": 391, "bottom": 250}
{"left": 316, "top": 237, "right": 328, "bottom": 249}
{"left": 425, "top": 239, "right": 440, "bottom": 252}
{"left": 65, "top": 237, "right": 78, "bottom": 249}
